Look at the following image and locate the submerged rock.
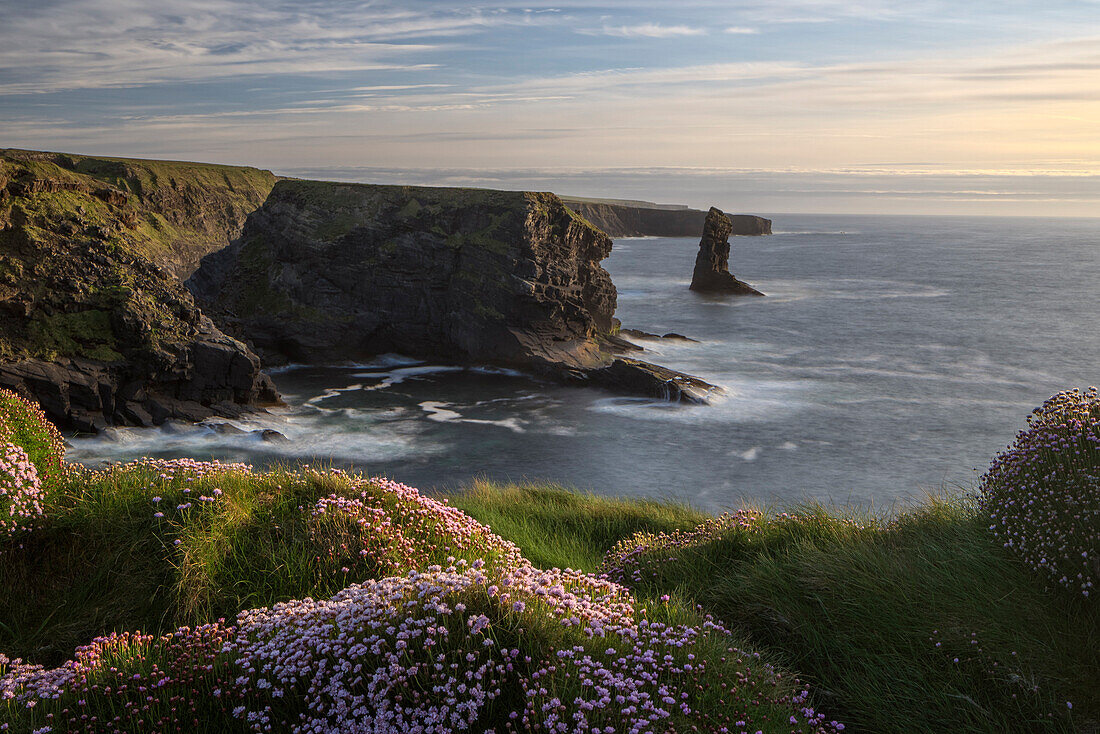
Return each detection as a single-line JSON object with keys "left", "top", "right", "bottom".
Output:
{"left": 689, "top": 207, "right": 765, "bottom": 295}
{"left": 577, "top": 359, "right": 719, "bottom": 404}
{"left": 190, "top": 181, "right": 717, "bottom": 403}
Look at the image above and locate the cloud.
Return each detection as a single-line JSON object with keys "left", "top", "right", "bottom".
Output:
{"left": 0, "top": 0, "right": 541, "bottom": 93}
{"left": 724, "top": 26, "right": 760, "bottom": 34}
{"left": 579, "top": 23, "right": 708, "bottom": 38}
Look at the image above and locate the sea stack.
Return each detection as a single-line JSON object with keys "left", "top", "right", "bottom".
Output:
{"left": 689, "top": 207, "right": 765, "bottom": 295}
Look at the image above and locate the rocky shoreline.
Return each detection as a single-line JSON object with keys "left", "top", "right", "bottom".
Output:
{"left": 1, "top": 149, "right": 769, "bottom": 430}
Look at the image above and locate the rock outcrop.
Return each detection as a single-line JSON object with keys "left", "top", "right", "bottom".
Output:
{"left": 689, "top": 207, "right": 765, "bottom": 296}
{"left": 0, "top": 150, "right": 280, "bottom": 431}
{"left": 561, "top": 197, "right": 771, "bottom": 238}
{"left": 190, "top": 180, "right": 720, "bottom": 403}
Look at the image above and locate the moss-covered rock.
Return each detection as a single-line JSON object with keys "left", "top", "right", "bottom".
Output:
{"left": 0, "top": 149, "right": 280, "bottom": 431}
{"left": 0, "top": 149, "right": 276, "bottom": 279}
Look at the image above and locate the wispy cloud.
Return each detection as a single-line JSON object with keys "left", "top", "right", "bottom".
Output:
{"left": 578, "top": 23, "right": 708, "bottom": 38}
{"left": 3, "top": 0, "right": 1100, "bottom": 214}
{"left": 0, "top": 0, "right": 541, "bottom": 93}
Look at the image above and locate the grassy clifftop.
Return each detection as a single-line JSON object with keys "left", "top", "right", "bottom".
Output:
{"left": 0, "top": 149, "right": 275, "bottom": 279}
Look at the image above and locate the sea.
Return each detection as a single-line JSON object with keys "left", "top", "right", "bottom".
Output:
{"left": 67, "top": 215, "right": 1100, "bottom": 512}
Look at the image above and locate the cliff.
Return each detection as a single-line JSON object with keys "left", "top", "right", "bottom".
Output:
{"left": 190, "top": 180, "right": 718, "bottom": 403}
{"left": 0, "top": 150, "right": 279, "bottom": 431}
{"left": 0, "top": 149, "right": 276, "bottom": 279}
{"left": 560, "top": 197, "right": 771, "bottom": 238}
{"left": 690, "top": 207, "right": 765, "bottom": 295}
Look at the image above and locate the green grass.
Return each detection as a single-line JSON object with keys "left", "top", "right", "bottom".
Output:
{"left": 1, "top": 469, "right": 817, "bottom": 734}
{"left": 595, "top": 496, "right": 1100, "bottom": 734}
{"left": 0, "top": 465, "right": 523, "bottom": 666}
{"left": 448, "top": 479, "right": 707, "bottom": 571}
{"left": 2, "top": 457, "right": 1096, "bottom": 732}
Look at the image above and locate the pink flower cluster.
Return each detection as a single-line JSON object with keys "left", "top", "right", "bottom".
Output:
{"left": 1, "top": 471, "right": 840, "bottom": 732}
{"left": 306, "top": 474, "right": 526, "bottom": 577}
{"left": 0, "top": 442, "right": 43, "bottom": 539}
{"left": 600, "top": 510, "right": 763, "bottom": 585}
{"left": 114, "top": 457, "right": 253, "bottom": 481}
{"left": 0, "top": 388, "right": 66, "bottom": 482}
{"left": 979, "top": 388, "right": 1099, "bottom": 598}
{"left": 1, "top": 627, "right": 233, "bottom": 733}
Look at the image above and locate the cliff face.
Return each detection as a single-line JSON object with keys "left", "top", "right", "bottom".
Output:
{"left": 190, "top": 181, "right": 718, "bottom": 402}
{"left": 561, "top": 198, "right": 771, "bottom": 238}
{"left": 190, "top": 181, "right": 616, "bottom": 368}
{"left": 689, "top": 207, "right": 764, "bottom": 295}
{"left": 0, "top": 150, "right": 279, "bottom": 431}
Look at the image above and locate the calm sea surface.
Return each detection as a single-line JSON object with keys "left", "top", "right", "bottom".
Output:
{"left": 69, "top": 215, "right": 1100, "bottom": 511}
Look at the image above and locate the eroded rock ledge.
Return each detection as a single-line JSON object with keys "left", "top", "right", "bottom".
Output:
{"left": 189, "top": 180, "right": 721, "bottom": 403}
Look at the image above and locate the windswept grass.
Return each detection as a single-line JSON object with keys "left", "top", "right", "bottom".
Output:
{"left": 596, "top": 495, "right": 1100, "bottom": 734}
{"left": 2, "top": 465, "right": 827, "bottom": 734}
{"left": 0, "top": 462, "right": 523, "bottom": 666}
{"left": 448, "top": 479, "right": 707, "bottom": 572}
{"left": 3, "top": 390, "right": 1097, "bottom": 732}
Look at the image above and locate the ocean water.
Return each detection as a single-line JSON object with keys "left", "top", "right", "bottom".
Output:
{"left": 68, "top": 215, "right": 1100, "bottom": 511}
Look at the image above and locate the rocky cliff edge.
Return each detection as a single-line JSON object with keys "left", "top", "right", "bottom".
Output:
{"left": 189, "top": 180, "right": 719, "bottom": 403}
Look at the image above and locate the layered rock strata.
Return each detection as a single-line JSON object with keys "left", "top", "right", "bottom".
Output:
{"left": 561, "top": 197, "right": 771, "bottom": 238}
{"left": 190, "top": 181, "right": 720, "bottom": 403}
{"left": 689, "top": 207, "right": 765, "bottom": 295}
{"left": 0, "top": 151, "right": 280, "bottom": 431}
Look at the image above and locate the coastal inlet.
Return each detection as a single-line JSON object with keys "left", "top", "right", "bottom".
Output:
{"left": 69, "top": 214, "right": 1100, "bottom": 511}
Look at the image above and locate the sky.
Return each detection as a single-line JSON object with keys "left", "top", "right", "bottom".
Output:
{"left": 2, "top": 0, "right": 1100, "bottom": 215}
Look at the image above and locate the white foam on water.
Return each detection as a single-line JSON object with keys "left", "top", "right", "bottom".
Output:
{"left": 587, "top": 375, "right": 811, "bottom": 425}
{"left": 354, "top": 365, "right": 466, "bottom": 391}
{"left": 266, "top": 354, "right": 423, "bottom": 375}
{"left": 304, "top": 384, "right": 364, "bottom": 407}
{"left": 778, "top": 441, "right": 798, "bottom": 450}
{"left": 737, "top": 446, "right": 761, "bottom": 461}
{"left": 418, "top": 401, "right": 526, "bottom": 433}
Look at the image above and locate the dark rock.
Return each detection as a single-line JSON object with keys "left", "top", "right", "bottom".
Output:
{"left": 603, "top": 334, "right": 645, "bottom": 353}
{"left": 190, "top": 182, "right": 616, "bottom": 370}
{"left": 689, "top": 208, "right": 765, "bottom": 295}
{"left": 619, "top": 328, "right": 661, "bottom": 340}
{"left": 204, "top": 422, "right": 246, "bottom": 435}
{"left": 560, "top": 197, "right": 771, "bottom": 238}
{"left": 661, "top": 333, "right": 699, "bottom": 343}
{"left": 190, "top": 181, "right": 717, "bottom": 403}
{"left": 579, "top": 358, "right": 720, "bottom": 404}
{"left": 0, "top": 149, "right": 283, "bottom": 431}
{"left": 257, "top": 428, "right": 289, "bottom": 443}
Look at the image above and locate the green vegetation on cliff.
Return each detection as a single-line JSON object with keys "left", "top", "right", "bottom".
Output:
{"left": 0, "top": 149, "right": 275, "bottom": 365}
{"left": 0, "top": 149, "right": 275, "bottom": 278}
